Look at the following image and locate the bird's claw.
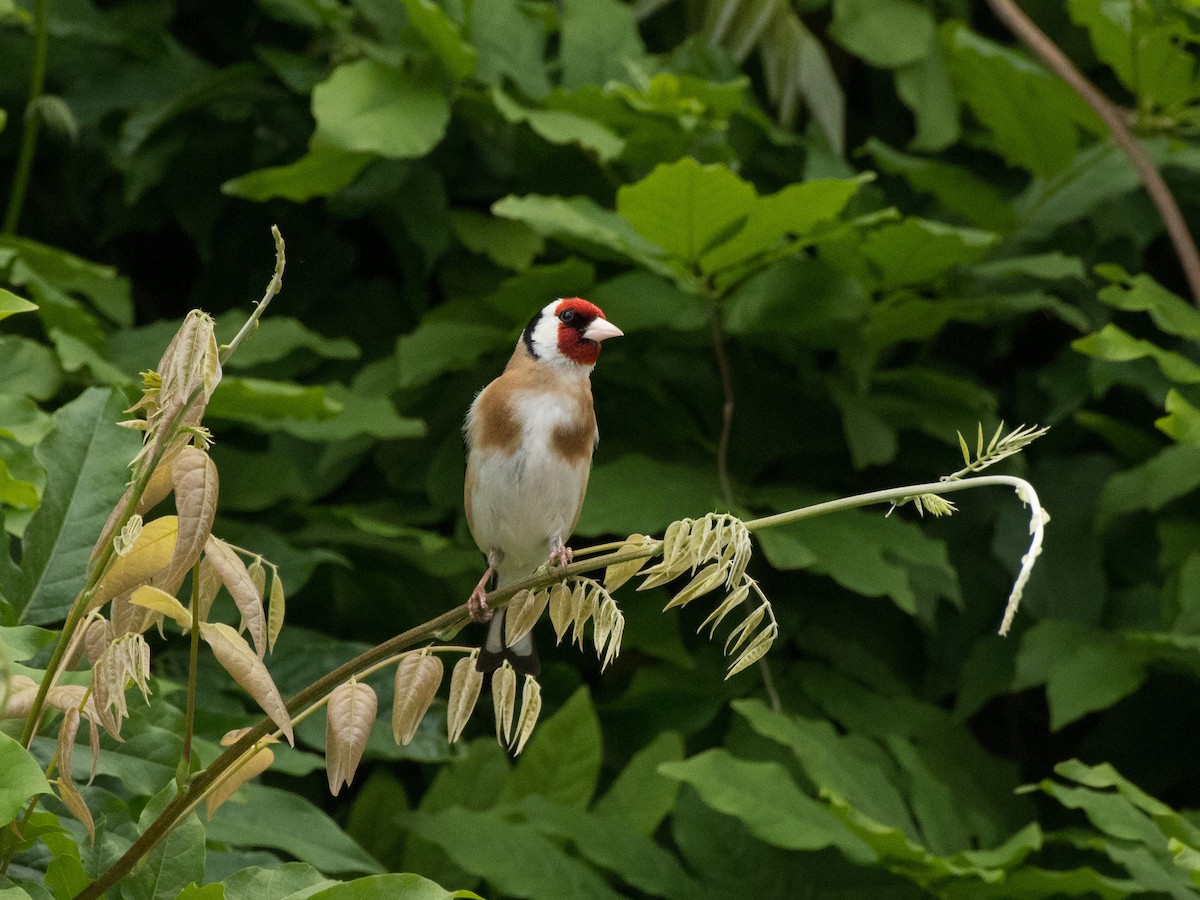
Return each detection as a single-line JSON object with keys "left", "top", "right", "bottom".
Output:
{"left": 468, "top": 587, "right": 493, "bottom": 623}
{"left": 548, "top": 545, "right": 574, "bottom": 569}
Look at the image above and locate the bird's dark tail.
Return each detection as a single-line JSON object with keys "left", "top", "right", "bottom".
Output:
{"left": 477, "top": 608, "right": 540, "bottom": 676}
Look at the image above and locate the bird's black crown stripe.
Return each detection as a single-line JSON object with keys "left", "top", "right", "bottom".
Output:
{"left": 521, "top": 310, "right": 540, "bottom": 359}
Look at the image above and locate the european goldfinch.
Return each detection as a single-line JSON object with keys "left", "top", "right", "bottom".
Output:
{"left": 464, "top": 298, "right": 623, "bottom": 675}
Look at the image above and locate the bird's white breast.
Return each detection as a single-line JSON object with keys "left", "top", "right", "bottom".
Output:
{"left": 467, "top": 390, "right": 592, "bottom": 578}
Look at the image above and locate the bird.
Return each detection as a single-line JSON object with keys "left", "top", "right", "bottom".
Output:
{"left": 463, "top": 297, "right": 623, "bottom": 675}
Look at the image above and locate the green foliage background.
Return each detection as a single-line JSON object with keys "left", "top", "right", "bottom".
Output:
{"left": 4, "top": 0, "right": 1200, "bottom": 896}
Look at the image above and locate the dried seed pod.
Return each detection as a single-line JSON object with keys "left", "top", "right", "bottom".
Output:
{"left": 548, "top": 582, "right": 573, "bottom": 645}
{"left": 392, "top": 652, "right": 443, "bottom": 746}
{"left": 505, "top": 588, "right": 549, "bottom": 647}
{"left": 326, "top": 680, "right": 378, "bottom": 797}
{"left": 492, "top": 662, "right": 517, "bottom": 745}
{"left": 512, "top": 675, "right": 542, "bottom": 755}
{"left": 447, "top": 656, "right": 484, "bottom": 743}
{"left": 267, "top": 571, "right": 286, "bottom": 653}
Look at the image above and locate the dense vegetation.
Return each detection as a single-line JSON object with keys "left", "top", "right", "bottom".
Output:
{"left": 4, "top": 0, "right": 1200, "bottom": 897}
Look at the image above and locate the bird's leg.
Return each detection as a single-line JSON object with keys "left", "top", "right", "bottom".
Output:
{"left": 547, "top": 532, "right": 573, "bottom": 569}
{"left": 468, "top": 549, "right": 503, "bottom": 623}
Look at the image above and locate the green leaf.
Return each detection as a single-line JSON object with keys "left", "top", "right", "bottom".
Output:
{"left": 207, "top": 783, "right": 383, "bottom": 875}
{"left": 864, "top": 140, "right": 1015, "bottom": 231}
{"left": 1157, "top": 390, "right": 1200, "bottom": 445}
{"left": 125, "top": 787, "right": 206, "bottom": 900}
{"left": 1012, "top": 142, "right": 1142, "bottom": 240}
{"left": 489, "top": 87, "right": 624, "bottom": 163}
{"left": 312, "top": 59, "right": 450, "bottom": 159}
{"left": 0, "top": 235, "right": 133, "bottom": 328}
{"left": 448, "top": 211, "right": 544, "bottom": 271}
{"left": 861, "top": 218, "right": 998, "bottom": 290}
{"left": 578, "top": 455, "right": 722, "bottom": 537}
{"left": 756, "top": 501, "right": 959, "bottom": 616}
{"left": 206, "top": 377, "right": 343, "bottom": 425}
{"left": 724, "top": 258, "right": 869, "bottom": 347}
{"left": 221, "top": 147, "right": 372, "bottom": 202}
{"left": 307, "top": 873, "right": 477, "bottom": 900}
{"left": 700, "top": 175, "right": 870, "bottom": 276}
{"left": 617, "top": 158, "right": 756, "bottom": 270}
{"left": 0, "top": 336, "right": 62, "bottom": 402}
{"left": 501, "top": 686, "right": 602, "bottom": 809}
{"left": 593, "top": 730, "right": 685, "bottom": 835}
{"left": 49, "top": 328, "right": 133, "bottom": 386}
{"left": 733, "top": 699, "right": 920, "bottom": 842}
{"left": 894, "top": 42, "right": 959, "bottom": 152}
{"left": 0, "top": 289, "right": 37, "bottom": 322}
{"left": 831, "top": 0, "right": 936, "bottom": 69}
{"left": 0, "top": 624, "right": 56, "bottom": 663}
{"left": 217, "top": 315, "right": 362, "bottom": 370}
{"left": 968, "top": 253, "right": 1087, "bottom": 282}
{"left": 0, "top": 733, "right": 52, "bottom": 827}
{"left": 400, "top": 0, "right": 477, "bottom": 81}
{"left": 258, "top": 385, "right": 425, "bottom": 442}
{"left": 11, "top": 388, "right": 139, "bottom": 624}
{"left": 659, "top": 749, "right": 875, "bottom": 861}
{"left": 589, "top": 271, "right": 707, "bottom": 334}
{"left": 1073, "top": 323, "right": 1200, "bottom": 384}
{"left": 517, "top": 795, "right": 698, "bottom": 900}
{"left": 944, "top": 23, "right": 1094, "bottom": 177}
{"left": 559, "top": 0, "right": 645, "bottom": 90}
{"left": 409, "top": 806, "right": 623, "bottom": 900}
{"left": 1100, "top": 445, "right": 1200, "bottom": 522}
{"left": 492, "top": 194, "right": 672, "bottom": 279}
{"left": 469, "top": 0, "right": 550, "bottom": 99}
{"left": 1068, "top": 0, "right": 1197, "bottom": 109}
{"left": 1095, "top": 269, "right": 1200, "bottom": 341}
{"left": 395, "top": 321, "right": 509, "bottom": 391}
{"left": 1013, "top": 620, "right": 1146, "bottom": 730}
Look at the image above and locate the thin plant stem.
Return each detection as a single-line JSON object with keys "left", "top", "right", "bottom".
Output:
{"left": 219, "top": 226, "right": 285, "bottom": 365}
{"left": 705, "top": 295, "right": 737, "bottom": 505}
{"left": 2, "top": 0, "right": 50, "bottom": 235}
{"left": 985, "top": 0, "right": 1200, "bottom": 307}
{"left": 83, "top": 472, "right": 1044, "bottom": 898}
{"left": 183, "top": 563, "right": 202, "bottom": 766}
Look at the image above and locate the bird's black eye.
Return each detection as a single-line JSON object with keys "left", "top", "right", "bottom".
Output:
{"left": 559, "top": 309, "right": 577, "bottom": 324}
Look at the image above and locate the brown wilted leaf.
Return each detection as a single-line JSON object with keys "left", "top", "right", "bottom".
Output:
{"left": 203, "top": 537, "right": 267, "bottom": 658}
{"left": 326, "top": 681, "right": 377, "bottom": 797}
{"left": 504, "top": 588, "right": 549, "bottom": 648}
{"left": 90, "top": 515, "right": 179, "bottom": 609}
{"left": 163, "top": 447, "right": 219, "bottom": 588}
{"left": 267, "top": 571, "right": 285, "bottom": 653}
{"left": 446, "top": 656, "right": 483, "bottom": 743}
{"left": 196, "top": 556, "right": 222, "bottom": 623}
{"left": 136, "top": 444, "right": 182, "bottom": 514}
{"left": 56, "top": 777, "right": 95, "bottom": 845}
{"left": 392, "top": 652, "right": 443, "bottom": 746}
{"left": 200, "top": 622, "right": 294, "bottom": 745}
{"left": 57, "top": 707, "right": 80, "bottom": 787}
{"left": 491, "top": 662, "right": 516, "bottom": 746}
{"left": 205, "top": 743, "right": 273, "bottom": 820}
{"left": 84, "top": 617, "right": 114, "bottom": 667}
{"left": 129, "top": 585, "right": 191, "bottom": 629}
{"left": 511, "top": 675, "right": 542, "bottom": 755}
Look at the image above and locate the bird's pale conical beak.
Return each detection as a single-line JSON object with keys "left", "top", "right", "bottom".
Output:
{"left": 583, "top": 319, "right": 623, "bottom": 342}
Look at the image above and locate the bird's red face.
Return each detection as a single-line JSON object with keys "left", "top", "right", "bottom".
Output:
{"left": 553, "top": 298, "right": 623, "bottom": 366}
